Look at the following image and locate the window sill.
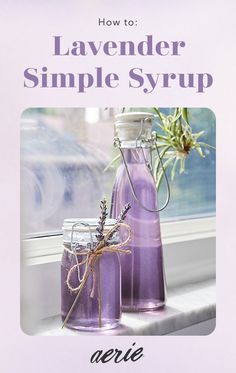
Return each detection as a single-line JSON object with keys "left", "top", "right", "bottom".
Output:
{"left": 24, "top": 279, "right": 216, "bottom": 336}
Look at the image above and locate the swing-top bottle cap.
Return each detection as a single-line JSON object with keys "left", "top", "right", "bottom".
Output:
{"left": 115, "top": 112, "right": 153, "bottom": 147}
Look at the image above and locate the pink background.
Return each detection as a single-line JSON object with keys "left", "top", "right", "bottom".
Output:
{"left": 0, "top": 0, "right": 235, "bottom": 372}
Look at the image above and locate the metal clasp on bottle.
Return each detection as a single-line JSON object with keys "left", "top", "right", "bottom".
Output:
{"left": 114, "top": 118, "right": 170, "bottom": 213}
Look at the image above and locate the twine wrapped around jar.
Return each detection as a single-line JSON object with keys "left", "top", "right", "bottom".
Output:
{"left": 62, "top": 222, "right": 131, "bottom": 328}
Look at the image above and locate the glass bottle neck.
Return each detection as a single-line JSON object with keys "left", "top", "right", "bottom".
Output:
{"left": 121, "top": 147, "right": 151, "bottom": 164}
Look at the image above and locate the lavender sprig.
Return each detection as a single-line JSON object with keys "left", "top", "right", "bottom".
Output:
{"left": 116, "top": 203, "right": 131, "bottom": 225}
{"left": 96, "top": 199, "right": 108, "bottom": 242}
{"left": 106, "top": 203, "right": 131, "bottom": 242}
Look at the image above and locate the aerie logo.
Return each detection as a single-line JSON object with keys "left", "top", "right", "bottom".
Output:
{"left": 90, "top": 342, "right": 144, "bottom": 364}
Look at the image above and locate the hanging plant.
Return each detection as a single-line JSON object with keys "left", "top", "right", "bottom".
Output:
{"left": 104, "top": 107, "right": 215, "bottom": 191}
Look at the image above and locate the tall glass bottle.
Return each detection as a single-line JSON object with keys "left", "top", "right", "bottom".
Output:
{"left": 110, "top": 112, "right": 167, "bottom": 311}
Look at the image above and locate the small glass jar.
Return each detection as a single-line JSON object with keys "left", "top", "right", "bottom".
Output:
{"left": 61, "top": 218, "right": 121, "bottom": 331}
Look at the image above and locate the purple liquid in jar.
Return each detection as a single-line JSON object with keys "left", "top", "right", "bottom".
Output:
{"left": 61, "top": 219, "right": 121, "bottom": 330}
{"left": 111, "top": 147, "right": 166, "bottom": 311}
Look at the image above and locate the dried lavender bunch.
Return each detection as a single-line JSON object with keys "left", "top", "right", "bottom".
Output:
{"left": 96, "top": 198, "right": 108, "bottom": 243}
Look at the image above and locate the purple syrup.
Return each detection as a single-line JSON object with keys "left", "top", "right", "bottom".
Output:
{"left": 111, "top": 148, "right": 166, "bottom": 311}
{"left": 61, "top": 246, "right": 121, "bottom": 330}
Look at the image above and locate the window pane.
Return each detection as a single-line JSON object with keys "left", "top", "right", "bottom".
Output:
{"left": 20, "top": 108, "right": 216, "bottom": 236}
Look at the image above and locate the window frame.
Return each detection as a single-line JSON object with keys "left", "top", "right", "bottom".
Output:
{"left": 22, "top": 216, "right": 216, "bottom": 266}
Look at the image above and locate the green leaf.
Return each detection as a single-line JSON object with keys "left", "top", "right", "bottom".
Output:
{"left": 198, "top": 142, "right": 216, "bottom": 150}
{"left": 171, "top": 157, "right": 179, "bottom": 180}
{"left": 156, "top": 134, "right": 170, "bottom": 142}
{"left": 155, "top": 156, "right": 174, "bottom": 190}
{"left": 195, "top": 146, "right": 205, "bottom": 158}
{"left": 153, "top": 145, "right": 172, "bottom": 180}
{"left": 194, "top": 130, "right": 205, "bottom": 140}
{"left": 103, "top": 154, "right": 121, "bottom": 172}
{"left": 153, "top": 107, "right": 165, "bottom": 125}
{"left": 172, "top": 110, "right": 182, "bottom": 123}
{"left": 162, "top": 151, "right": 176, "bottom": 158}
{"left": 154, "top": 142, "right": 169, "bottom": 148}
{"left": 154, "top": 122, "right": 165, "bottom": 132}
{"left": 181, "top": 108, "right": 190, "bottom": 125}
{"left": 179, "top": 158, "right": 185, "bottom": 174}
